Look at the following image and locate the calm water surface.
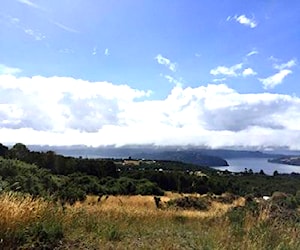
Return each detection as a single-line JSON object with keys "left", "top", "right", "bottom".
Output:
{"left": 213, "top": 158, "right": 300, "bottom": 175}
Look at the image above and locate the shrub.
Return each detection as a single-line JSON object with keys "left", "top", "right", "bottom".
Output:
{"left": 271, "top": 192, "right": 298, "bottom": 210}
{"left": 57, "top": 183, "right": 86, "bottom": 205}
{"left": 136, "top": 179, "right": 164, "bottom": 196}
{"left": 17, "top": 219, "right": 64, "bottom": 249}
{"left": 167, "top": 196, "right": 210, "bottom": 210}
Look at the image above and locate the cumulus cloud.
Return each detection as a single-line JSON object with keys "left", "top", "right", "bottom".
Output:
{"left": 228, "top": 15, "right": 257, "bottom": 28}
{"left": 242, "top": 68, "right": 257, "bottom": 77}
{"left": 155, "top": 54, "right": 177, "bottom": 72}
{"left": 0, "top": 75, "right": 151, "bottom": 133}
{"left": 210, "top": 63, "right": 243, "bottom": 77}
{"left": 2, "top": 75, "right": 300, "bottom": 149}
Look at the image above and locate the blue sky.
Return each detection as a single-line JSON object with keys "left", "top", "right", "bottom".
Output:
{"left": 1, "top": 0, "right": 300, "bottom": 149}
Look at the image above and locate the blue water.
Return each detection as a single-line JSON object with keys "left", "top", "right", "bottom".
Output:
{"left": 213, "top": 158, "right": 300, "bottom": 175}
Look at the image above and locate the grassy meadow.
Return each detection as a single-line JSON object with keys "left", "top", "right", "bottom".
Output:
{"left": 1, "top": 191, "right": 300, "bottom": 250}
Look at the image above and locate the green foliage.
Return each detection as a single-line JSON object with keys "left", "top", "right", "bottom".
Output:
{"left": 105, "top": 225, "right": 122, "bottom": 241}
{"left": 295, "top": 190, "right": 300, "bottom": 205}
{"left": 167, "top": 196, "right": 210, "bottom": 210}
{"left": 2, "top": 142, "right": 300, "bottom": 200}
{"left": 17, "top": 219, "right": 64, "bottom": 249}
{"left": 0, "top": 143, "right": 8, "bottom": 157}
{"left": 226, "top": 206, "right": 246, "bottom": 237}
{"left": 271, "top": 192, "right": 298, "bottom": 210}
{"left": 57, "top": 182, "right": 86, "bottom": 205}
{"left": 135, "top": 179, "right": 164, "bottom": 195}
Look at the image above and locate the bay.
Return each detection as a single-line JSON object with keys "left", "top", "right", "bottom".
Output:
{"left": 213, "top": 158, "right": 300, "bottom": 175}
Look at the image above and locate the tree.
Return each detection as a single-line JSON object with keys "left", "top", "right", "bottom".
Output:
{"left": 9, "top": 143, "right": 30, "bottom": 161}
{"left": 0, "top": 143, "right": 8, "bottom": 157}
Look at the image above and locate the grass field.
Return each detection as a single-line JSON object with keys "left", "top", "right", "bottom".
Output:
{"left": 1, "top": 192, "right": 300, "bottom": 249}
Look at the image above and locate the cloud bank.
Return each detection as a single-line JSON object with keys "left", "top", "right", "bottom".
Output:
{"left": 1, "top": 75, "right": 300, "bottom": 149}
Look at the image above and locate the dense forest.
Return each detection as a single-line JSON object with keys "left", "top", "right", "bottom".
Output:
{"left": 1, "top": 143, "right": 300, "bottom": 204}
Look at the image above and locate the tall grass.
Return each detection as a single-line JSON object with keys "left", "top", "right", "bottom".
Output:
{"left": 0, "top": 192, "right": 64, "bottom": 249}
{"left": 1, "top": 192, "right": 300, "bottom": 249}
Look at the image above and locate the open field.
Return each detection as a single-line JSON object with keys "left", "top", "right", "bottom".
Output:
{"left": 1, "top": 192, "right": 300, "bottom": 249}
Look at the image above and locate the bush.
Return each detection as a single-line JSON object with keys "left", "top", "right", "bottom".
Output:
{"left": 167, "top": 196, "right": 210, "bottom": 210}
{"left": 57, "top": 183, "right": 86, "bottom": 205}
{"left": 136, "top": 179, "right": 164, "bottom": 196}
{"left": 271, "top": 192, "right": 298, "bottom": 210}
{"left": 17, "top": 220, "right": 64, "bottom": 249}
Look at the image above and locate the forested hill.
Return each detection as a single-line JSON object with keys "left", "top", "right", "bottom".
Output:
{"left": 269, "top": 156, "right": 300, "bottom": 166}
{"left": 28, "top": 145, "right": 282, "bottom": 162}
{"left": 131, "top": 151, "right": 228, "bottom": 166}
{"left": 27, "top": 145, "right": 229, "bottom": 166}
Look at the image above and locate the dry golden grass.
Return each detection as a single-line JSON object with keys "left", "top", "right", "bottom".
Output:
{"left": 1, "top": 192, "right": 300, "bottom": 250}
{"left": 0, "top": 192, "right": 48, "bottom": 231}
{"left": 72, "top": 193, "right": 241, "bottom": 220}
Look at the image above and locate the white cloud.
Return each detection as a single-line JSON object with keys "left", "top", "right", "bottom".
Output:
{"left": 24, "top": 29, "right": 45, "bottom": 40}
{"left": 104, "top": 48, "right": 109, "bottom": 56}
{"left": 92, "top": 47, "right": 97, "bottom": 55}
{"left": 274, "top": 59, "right": 297, "bottom": 70}
{"left": 59, "top": 48, "right": 74, "bottom": 54}
{"left": 155, "top": 54, "right": 177, "bottom": 72}
{"left": 164, "top": 75, "right": 182, "bottom": 87}
{"left": 246, "top": 50, "right": 258, "bottom": 57}
{"left": 8, "top": 16, "right": 20, "bottom": 24}
{"left": 210, "top": 63, "right": 243, "bottom": 77}
{"left": 259, "top": 59, "right": 296, "bottom": 89}
{"left": 17, "top": 0, "right": 41, "bottom": 9}
{"left": 233, "top": 15, "right": 257, "bottom": 28}
{"left": 2, "top": 76, "right": 300, "bottom": 149}
{"left": 0, "top": 64, "right": 22, "bottom": 75}
{"left": 51, "top": 21, "right": 79, "bottom": 33}
{"left": 259, "top": 69, "right": 292, "bottom": 89}
{"left": 242, "top": 68, "right": 257, "bottom": 77}
{"left": 0, "top": 75, "right": 151, "bottom": 133}
{"left": 212, "top": 78, "right": 227, "bottom": 83}
{"left": 1, "top": 14, "right": 45, "bottom": 41}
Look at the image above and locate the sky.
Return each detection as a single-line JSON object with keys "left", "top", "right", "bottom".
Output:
{"left": 1, "top": 0, "right": 300, "bottom": 149}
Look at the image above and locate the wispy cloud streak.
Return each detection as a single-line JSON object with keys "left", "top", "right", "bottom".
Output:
{"left": 17, "top": 0, "right": 45, "bottom": 11}
{"left": 51, "top": 21, "right": 79, "bottom": 33}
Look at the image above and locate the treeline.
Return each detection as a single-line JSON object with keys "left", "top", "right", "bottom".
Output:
{"left": 122, "top": 169, "right": 300, "bottom": 196}
{"left": 0, "top": 143, "right": 163, "bottom": 204}
{"left": 1, "top": 143, "right": 300, "bottom": 204}
{"left": 0, "top": 143, "right": 117, "bottom": 177}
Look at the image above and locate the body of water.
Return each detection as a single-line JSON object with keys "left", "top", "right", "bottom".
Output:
{"left": 213, "top": 158, "right": 300, "bottom": 175}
